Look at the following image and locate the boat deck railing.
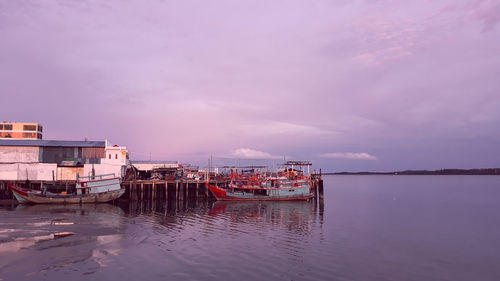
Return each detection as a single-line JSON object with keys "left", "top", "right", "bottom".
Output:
{"left": 77, "top": 173, "right": 117, "bottom": 182}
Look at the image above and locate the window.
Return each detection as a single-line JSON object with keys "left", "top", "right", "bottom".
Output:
{"left": 3, "top": 124, "right": 12, "bottom": 130}
{"left": 23, "top": 132, "right": 36, "bottom": 138}
{"left": 115, "top": 154, "right": 118, "bottom": 159}
{"left": 38, "top": 125, "right": 43, "bottom": 132}
{"left": 23, "top": 125, "right": 37, "bottom": 131}
{"left": 109, "top": 154, "right": 111, "bottom": 159}
{"left": 0, "top": 124, "right": 3, "bottom": 130}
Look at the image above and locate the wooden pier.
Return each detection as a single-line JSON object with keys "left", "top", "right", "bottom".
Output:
{"left": 0, "top": 178, "right": 324, "bottom": 203}
{"left": 120, "top": 180, "right": 215, "bottom": 202}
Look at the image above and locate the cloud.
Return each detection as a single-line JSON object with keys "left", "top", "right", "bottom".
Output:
{"left": 469, "top": 1, "right": 500, "bottom": 32}
{"left": 318, "top": 152, "right": 378, "bottom": 160}
{"left": 353, "top": 46, "right": 413, "bottom": 66}
{"left": 232, "top": 148, "right": 283, "bottom": 159}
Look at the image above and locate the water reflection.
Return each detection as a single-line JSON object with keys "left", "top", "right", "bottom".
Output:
{"left": 0, "top": 199, "right": 325, "bottom": 280}
{"left": 208, "top": 201, "right": 318, "bottom": 235}
{"left": 0, "top": 204, "right": 127, "bottom": 279}
{"left": 14, "top": 203, "right": 126, "bottom": 216}
{"left": 123, "top": 199, "right": 323, "bottom": 236}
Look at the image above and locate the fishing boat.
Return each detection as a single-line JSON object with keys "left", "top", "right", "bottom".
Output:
{"left": 206, "top": 168, "right": 314, "bottom": 201}
{"left": 8, "top": 173, "right": 125, "bottom": 204}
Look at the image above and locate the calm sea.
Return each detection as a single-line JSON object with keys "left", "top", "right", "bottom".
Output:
{"left": 1, "top": 175, "right": 500, "bottom": 281}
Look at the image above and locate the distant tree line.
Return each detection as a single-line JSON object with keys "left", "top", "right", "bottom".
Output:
{"left": 326, "top": 168, "right": 500, "bottom": 175}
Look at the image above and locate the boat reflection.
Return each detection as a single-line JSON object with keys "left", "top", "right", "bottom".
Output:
{"left": 14, "top": 202, "right": 126, "bottom": 216}
{"left": 208, "top": 200, "right": 319, "bottom": 235}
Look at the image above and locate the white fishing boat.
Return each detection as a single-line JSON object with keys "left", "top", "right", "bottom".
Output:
{"left": 9, "top": 174, "right": 125, "bottom": 204}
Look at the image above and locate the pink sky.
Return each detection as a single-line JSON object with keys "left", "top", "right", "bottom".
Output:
{"left": 1, "top": 0, "right": 499, "bottom": 171}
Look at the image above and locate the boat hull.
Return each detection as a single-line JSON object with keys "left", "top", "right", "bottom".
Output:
{"left": 9, "top": 184, "right": 125, "bottom": 204}
{"left": 207, "top": 183, "right": 313, "bottom": 201}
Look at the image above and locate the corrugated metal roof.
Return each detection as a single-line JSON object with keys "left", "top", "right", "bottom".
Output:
{"left": 0, "top": 139, "right": 105, "bottom": 147}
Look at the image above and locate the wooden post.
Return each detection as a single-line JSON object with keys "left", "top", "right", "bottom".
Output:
{"left": 319, "top": 179, "right": 324, "bottom": 200}
{"left": 182, "top": 181, "right": 185, "bottom": 201}
{"left": 179, "top": 181, "right": 184, "bottom": 201}
{"left": 141, "top": 183, "right": 144, "bottom": 201}
{"left": 183, "top": 181, "right": 187, "bottom": 201}
{"left": 314, "top": 180, "right": 318, "bottom": 198}
{"left": 196, "top": 181, "right": 199, "bottom": 199}
{"left": 131, "top": 181, "right": 134, "bottom": 201}
{"left": 165, "top": 181, "right": 168, "bottom": 200}
{"left": 151, "top": 183, "right": 155, "bottom": 211}
{"left": 175, "top": 181, "right": 179, "bottom": 201}
{"left": 133, "top": 180, "right": 137, "bottom": 201}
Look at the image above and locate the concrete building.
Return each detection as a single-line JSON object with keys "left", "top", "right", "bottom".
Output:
{"left": 0, "top": 139, "right": 129, "bottom": 181}
{"left": 0, "top": 122, "right": 43, "bottom": 139}
{"left": 83, "top": 141, "right": 129, "bottom": 180}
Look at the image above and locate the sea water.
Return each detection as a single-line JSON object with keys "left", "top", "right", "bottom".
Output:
{"left": 1, "top": 175, "right": 499, "bottom": 281}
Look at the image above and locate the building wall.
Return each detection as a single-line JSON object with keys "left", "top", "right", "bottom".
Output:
{"left": 102, "top": 146, "right": 128, "bottom": 165}
{"left": 0, "top": 163, "right": 57, "bottom": 181}
{"left": 82, "top": 147, "right": 106, "bottom": 163}
{"left": 0, "top": 122, "right": 43, "bottom": 139}
{"left": 57, "top": 166, "right": 85, "bottom": 181}
{"left": 0, "top": 146, "right": 40, "bottom": 163}
{"left": 41, "top": 147, "right": 104, "bottom": 164}
{"left": 83, "top": 163, "right": 126, "bottom": 179}
{"left": 0, "top": 132, "right": 42, "bottom": 139}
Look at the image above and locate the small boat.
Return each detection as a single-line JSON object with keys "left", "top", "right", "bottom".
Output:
{"left": 207, "top": 170, "right": 313, "bottom": 201}
{"left": 8, "top": 174, "right": 125, "bottom": 204}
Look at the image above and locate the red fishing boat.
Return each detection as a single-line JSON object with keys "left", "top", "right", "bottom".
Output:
{"left": 207, "top": 163, "right": 314, "bottom": 201}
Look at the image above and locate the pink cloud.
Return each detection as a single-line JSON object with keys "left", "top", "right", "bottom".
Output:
{"left": 318, "top": 152, "right": 378, "bottom": 160}
{"left": 353, "top": 46, "right": 413, "bottom": 66}
{"left": 469, "top": 1, "right": 500, "bottom": 32}
{"left": 232, "top": 148, "right": 282, "bottom": 159}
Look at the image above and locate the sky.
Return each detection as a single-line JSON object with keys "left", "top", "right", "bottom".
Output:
{"left": 1, "top": 0, "right": 499, "bottom": 172}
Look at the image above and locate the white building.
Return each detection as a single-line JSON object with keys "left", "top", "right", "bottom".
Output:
{"left": 0, "top": 139, "right": 129, "bottom": 181}
{"left": 83, "top": 140, "right": 129, "bottom": 179}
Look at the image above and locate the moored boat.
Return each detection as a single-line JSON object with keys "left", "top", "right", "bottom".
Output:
{"left": 207, "top": 169, "right": 313, "bottom": 201}
{"left": 8, "top": 173, "right": 125, "bottom": 204}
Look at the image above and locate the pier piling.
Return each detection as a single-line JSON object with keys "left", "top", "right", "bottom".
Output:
{"left": 318, "top": 179, "right": 324, "bottom": 200}
{"left": 1, "top": 174, "right": 324, "bottom": 203}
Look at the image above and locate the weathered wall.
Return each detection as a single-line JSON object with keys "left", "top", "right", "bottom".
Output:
{"left": 57, "top": 166, "right": 84, "bottom": 181}
{"left": 82, "top": 148, "right": 105, "bottom": 163}
{"left": 84, "top": 163, "right": 126, "bottom": 179}
{"left": 41, "top": 147, "right": 79, "bottom": 164}
{"left": 41, "top": 147, "right": 103, "bottom": 164}
{"left": 0, "top": 146, "right": 40, "bottom": 163}
{"left": 0, "top": 163, "right": 57, "bottom": 180}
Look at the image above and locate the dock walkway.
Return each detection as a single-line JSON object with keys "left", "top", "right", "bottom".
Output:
{"left": 0, "top": 178, "right": 323, "bottom": 203}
